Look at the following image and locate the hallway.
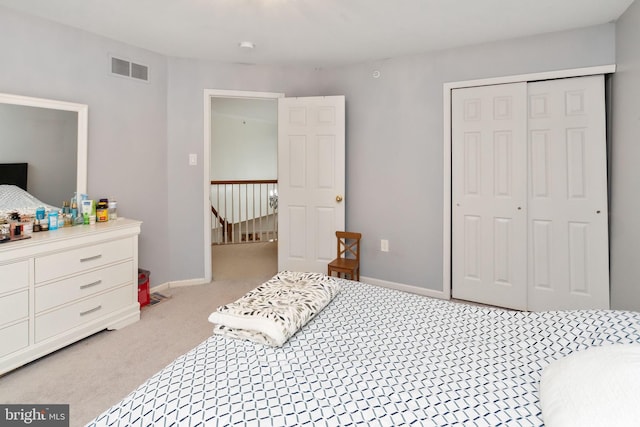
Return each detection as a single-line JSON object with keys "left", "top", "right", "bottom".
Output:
{"left": 211, "top": 241, "right": 277, "bottom": 281}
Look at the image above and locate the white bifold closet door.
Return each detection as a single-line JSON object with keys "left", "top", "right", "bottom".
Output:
{"left": 452, "top": 82, "right": 528, "bottom": 310}
{"left": 452, "top": 75, "right": 609, "bottom": 311}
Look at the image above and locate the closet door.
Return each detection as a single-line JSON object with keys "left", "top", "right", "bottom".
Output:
{"left": 451, "top": 83, "right": 528, "bottom": 310}
{"left": 527, "top": 75, "right": 609, "bottom": 310}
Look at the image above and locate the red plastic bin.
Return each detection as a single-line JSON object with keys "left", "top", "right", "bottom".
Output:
{"left": 138, "top": 268, "right": 150, "bottom": 307}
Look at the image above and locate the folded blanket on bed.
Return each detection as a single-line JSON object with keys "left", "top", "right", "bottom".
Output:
{"left": 208, "top": 271, "right": 342, "bottom": 347}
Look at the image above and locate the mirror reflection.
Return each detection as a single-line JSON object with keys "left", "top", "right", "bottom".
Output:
{"left": 0, "top": 103, "right": 77, "bottom": 207}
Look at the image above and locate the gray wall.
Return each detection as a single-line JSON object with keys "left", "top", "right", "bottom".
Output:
{"left": 611, "top": 1, "right": 640, "bottom": 311}
{"left": 0, "top": 7, "right": 171, "bottom": 286}
{"left": 1, "top": 5, "right": 627, "bottom": 304}
{"left": 166, "top": 59, "right": 323, "bottom": 281}
{"left": 166, "top": 24, "right": 615, "bottom": 290}
{"left": 317, "top": 24, "right": 616, "bottom": 291}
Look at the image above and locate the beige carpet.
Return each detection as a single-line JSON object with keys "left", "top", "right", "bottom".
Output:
{"left": 212, "top": 240, "right": 278, "bottom": 281}
{"left": 0, "top": 242, "right": 277, "bottom": 427}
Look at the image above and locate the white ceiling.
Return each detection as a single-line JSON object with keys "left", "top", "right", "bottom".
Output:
{"left": 0, "top": 0, "right": 634, "bottom": 67}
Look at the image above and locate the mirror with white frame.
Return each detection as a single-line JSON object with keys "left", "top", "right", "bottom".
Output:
{"left": 0, "top": 93, "right": 87, "bottom": 209}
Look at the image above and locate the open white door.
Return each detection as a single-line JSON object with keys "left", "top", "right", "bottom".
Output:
{"left": 277, "top": 96, "right": 345, "bottom": 272}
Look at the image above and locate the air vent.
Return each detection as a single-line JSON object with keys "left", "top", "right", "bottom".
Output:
{"left": 131, "top": 62, "right": 148, "bottom": 81}
{"left": 110, "top": 55, "right": 149, "bottom": 82}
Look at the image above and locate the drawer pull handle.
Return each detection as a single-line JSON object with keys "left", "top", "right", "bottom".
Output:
{"left": 80, "top": 254, "right": 102, "bottom": 263}
{"left": 80, "top": 305, "right": 102, "bottom": 317}
{"left": 80, "top": 280, "right": 102, "bottom": 290}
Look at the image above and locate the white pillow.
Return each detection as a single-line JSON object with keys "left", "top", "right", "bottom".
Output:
{"left": 540, "top": 344, "right": 640, "bottom": 427}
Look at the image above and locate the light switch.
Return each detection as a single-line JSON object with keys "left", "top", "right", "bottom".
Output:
{"left": 189, "top": 153, "right": 197, "bottom": 166}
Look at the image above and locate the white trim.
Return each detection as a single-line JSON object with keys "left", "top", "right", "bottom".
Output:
{"left": 443, "top": 65, "right": 615, "bottom": 91}
{"left": 0, "top": 92, "right": 88, "bottom": 197}
{"left": 149, "top": 278, "right": 209, "bottom": 291}
{"left": 442, "top": 65, "right": 616, "bottom": 301}
{"left": 167, "top": 278, "right": 209, "bottom": 288}
{"left": 361, "top": 276, "right": 447, "bottom": 300}
{"left": 77, "top": 104, "right": 88, "bottom": 196}
{"left": 149, "top": 282, "right": 171, "bottom": 292}
{"left": 203, "top": 89, "right": 284, "bottom": 283}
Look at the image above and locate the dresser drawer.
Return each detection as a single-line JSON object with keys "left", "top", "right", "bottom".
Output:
{"left": 0, "top": 290, "right": 28, "bottom": 326}
{"left": 35, "top": 238, "right": 133, "bottom": 283}
{"left": 0, "top": 321, "right": 29, "bottom": 358}
{"left": 35, "top": 261, "right": 133, "bottom": 313}
{"left": 35, "top": 285, "right": 132, "bottom": 343}
{"left": 0, "top": 261, "right": 29, "bottom": 294}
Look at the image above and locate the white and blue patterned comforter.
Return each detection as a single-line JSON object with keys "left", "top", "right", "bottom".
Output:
{"left": 88, "top": 280, "right": 640, "bottom": 427}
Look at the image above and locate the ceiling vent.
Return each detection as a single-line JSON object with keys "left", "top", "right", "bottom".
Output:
{"left": 110, "top": 55, "right": 149, "bottom": 82}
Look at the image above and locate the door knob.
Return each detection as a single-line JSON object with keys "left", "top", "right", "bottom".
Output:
{"left": 336, "top": 195, "right": 343, "bottom": 202}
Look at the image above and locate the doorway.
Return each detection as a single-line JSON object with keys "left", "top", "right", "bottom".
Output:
{"left": 203, "top": 90, "right": 284, "bottom": 282}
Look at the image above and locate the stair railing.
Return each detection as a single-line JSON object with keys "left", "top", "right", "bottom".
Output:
{"left": 210, "top": 179, "right": 278, "bottom": 244}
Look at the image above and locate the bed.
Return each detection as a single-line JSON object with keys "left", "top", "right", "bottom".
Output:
{"left": 0, "top": 163, "right": 59, "bottom": 217}
{"left": 0, "top": 184, "right": 60, "bottom": 217}
{"left": 0, "top": 162, "right": 28, "bottom": 190}
{"left": 87, "top": 272, "right": 640, "bottom": 426}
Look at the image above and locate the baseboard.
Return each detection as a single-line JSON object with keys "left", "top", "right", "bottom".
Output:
{"left": 169, "top": 278, "right": 209, "bottom": 288}
{"left": 360, "top": 276, "right": 448, "bottom": 300}
{"left": 149, "top": 282, "right": 171, "bottom": 292}
{"left": 152, "top": 276, "right": 448, "bottom": 300}
{"left": 148, "top": 278, "right": 208, "bottom": 292}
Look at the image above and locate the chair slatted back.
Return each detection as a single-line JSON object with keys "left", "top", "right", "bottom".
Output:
{"left": 336, "top": 231, "right": 361, "bottom": 261}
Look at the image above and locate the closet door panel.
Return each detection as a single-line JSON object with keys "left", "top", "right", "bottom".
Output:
{"left": 527, "top": 75, "right": 609, "bottom": 310}
{"left": 452, "top": 83, "right": 528, "bottom": 310}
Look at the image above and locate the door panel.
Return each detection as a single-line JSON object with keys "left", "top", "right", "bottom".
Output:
{"left": 278, "top": 96, "right": 345, "bottom": 273}
{"left": 532, "top": 219, "right": 552, "bottom": 289}
{"left": 452, "top": 83, "right": 528, "bottom": 310}
{"left": 527, "top": 75, "right": 609, "bottom": 310}
{"left": 288, "top": 136, "right": 307, "bottom": 187}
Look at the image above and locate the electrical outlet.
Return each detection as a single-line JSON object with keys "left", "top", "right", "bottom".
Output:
{"left": 381, "top": 239, "right": 389, "bottom": 252}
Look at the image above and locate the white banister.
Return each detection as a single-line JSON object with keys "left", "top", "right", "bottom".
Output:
{"left": 210, "top": 180, "right": 278, "bottom": 244}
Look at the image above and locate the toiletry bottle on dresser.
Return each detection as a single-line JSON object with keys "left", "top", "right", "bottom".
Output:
{"left": 71, "top": 202, "right": 78, "bottom": 225}
{"left": 96, "top": 199, "right": 109, "bottom": 222}
{"left": 48, "top": 211, "right": 58, "bottom": 231}
{"left": 109, "top": 198, "right": 117, "bottom": 220}
{"left": 62, "top": 201, "right": 71, "bottom": 226}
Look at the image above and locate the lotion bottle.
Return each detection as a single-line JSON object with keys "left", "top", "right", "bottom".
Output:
{"left": 48, "top": 211, "right": 58, "bottom": 231}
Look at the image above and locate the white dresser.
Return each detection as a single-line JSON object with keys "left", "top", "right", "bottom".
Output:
{"left": 0, "top": 218, "right": 141, "bottom": 375}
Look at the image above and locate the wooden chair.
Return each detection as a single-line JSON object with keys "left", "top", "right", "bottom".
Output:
{"left": 327, "top": 231, "right": 362, "bottom": 281}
